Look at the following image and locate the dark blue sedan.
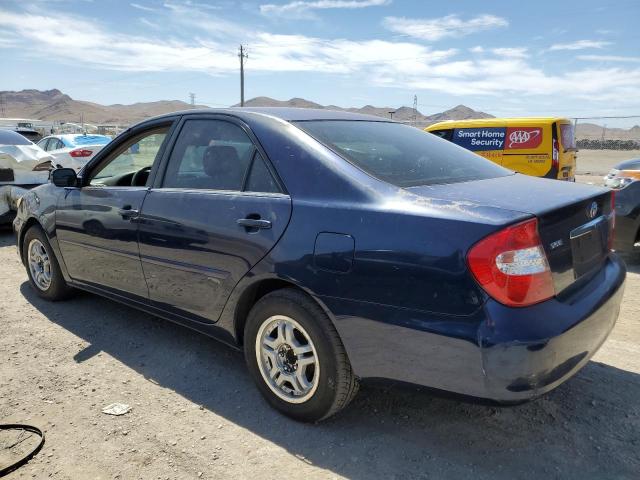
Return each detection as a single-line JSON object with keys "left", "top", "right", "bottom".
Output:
{"left": 13, "top": 108, "right": 625, "bottom": 422}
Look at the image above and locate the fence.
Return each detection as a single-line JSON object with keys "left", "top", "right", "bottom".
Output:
{"left": 574, "top": 116, "right": 640, "bottom": 151}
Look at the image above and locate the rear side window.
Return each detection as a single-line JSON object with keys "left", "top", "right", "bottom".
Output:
{"left": 559, "top": 123, "right": 576, "bottom": 150}
{"left": 296, "top": 120, "right": 509, "bottom": 187}
{"left": 246, "top": 152, "right": 280, "bottom": 193}
{"left": 163, "top": 119, "right": 254, "bottom": 191}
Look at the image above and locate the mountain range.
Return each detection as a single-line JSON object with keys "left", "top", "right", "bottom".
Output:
{"left": 0, "top": 89, "right": 491, "bottom": 128}
{"left": 0, "top": 89, "right": 636, "bottom": 140}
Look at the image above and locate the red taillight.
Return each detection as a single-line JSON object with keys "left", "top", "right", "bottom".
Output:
{"left": 552, "top": 138, "right": 559, "bottom": 171}
{"left": 608, "top": 191, "right": 616, "bottom": 250}
{"left": 467, "top": 218, "right": 555, "bottom": 307}
{"left": 69, "top": 149, "right": 93, "bottom": 158}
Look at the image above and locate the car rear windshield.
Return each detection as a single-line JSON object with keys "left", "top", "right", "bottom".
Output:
{"left": 295, "top": 120, "right": 510, "bottom": 187}
{"left": 67, "top": 135, "right": 111, "bottom": 147}
{"left": 0, "top": 129, "right": 31, "bottom": 146}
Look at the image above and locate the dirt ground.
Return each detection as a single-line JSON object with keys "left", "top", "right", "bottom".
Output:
{"left": 1, "top": 173, "right": 640, "bottom": 478}
{"left": 576, "top": 149, "right": 640, "bottom": 176}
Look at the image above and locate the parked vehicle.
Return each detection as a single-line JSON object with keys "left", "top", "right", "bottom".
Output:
{"left": 426, "top": 117, "right": 577, "bottom": 181}
{"left": 36, "top": 134, "right": 112, "bottom": 171}
{"left": 14, "top": 108, "right": 624, "bottom": 422}
{"left": 605, "top": 158, "right": 640, "bottom": 252}
{"left": 0, "top": 129, "right": 53, "bottom": 224}
{"left": 604, "top": 157, "right": 640, "bottom": 189}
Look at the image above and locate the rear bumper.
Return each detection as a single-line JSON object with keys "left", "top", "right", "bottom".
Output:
{"left": 479, "top": 254, "right": 625, "bottom": 401}
{"left": 325, "top": 254, "right": 625, "bottom": 402}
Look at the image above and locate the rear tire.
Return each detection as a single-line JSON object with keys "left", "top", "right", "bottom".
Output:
{"left": 244, "top": 288, "right": 359, "bottom": 422}
{"left": 23, "top": 226, "right": 74, "bottom": 301}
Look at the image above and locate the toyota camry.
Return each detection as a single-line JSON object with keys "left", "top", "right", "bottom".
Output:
{"left": 13, "top": 108, "right": 625, "bottom": 422}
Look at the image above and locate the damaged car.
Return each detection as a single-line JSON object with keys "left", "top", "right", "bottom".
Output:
{"left": 14, "top": 108, "right": 626, "bottom": 422}
{"left": 0, "top": 129, "right": 53, "bottom": 224}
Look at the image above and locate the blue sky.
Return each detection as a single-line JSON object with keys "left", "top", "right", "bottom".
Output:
{"left": 1, "top": 0, "right": 639, "bottom": 122}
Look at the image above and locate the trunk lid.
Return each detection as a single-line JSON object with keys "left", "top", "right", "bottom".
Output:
{"left": 407, "top": 174, "right": 614, "bottom": 294}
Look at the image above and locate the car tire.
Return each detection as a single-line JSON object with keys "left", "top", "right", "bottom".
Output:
{"left": 244, "top": 288, "right": 359, "bottom": 422}
{"left": 23, "top": 225, "right": 74, "bottom": 301}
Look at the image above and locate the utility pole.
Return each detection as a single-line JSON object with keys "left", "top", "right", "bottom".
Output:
{"left": 0, "top": 94, "right": 4, "bottom": 117}
{"left": 388, "top": 110, "right": 395, "bottom": 120}
{"left": 189, "top": 92, "right": 195, "bottom": 106}
{"left": 239, "top": 45, "right": 248, "bottom": 107}
{"left": 412, "top": 95, "right": 418, "bottom": 126}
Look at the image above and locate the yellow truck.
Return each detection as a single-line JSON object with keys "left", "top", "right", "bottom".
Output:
{"left": 425, "top": 117, "right": 577, "bottom": 181}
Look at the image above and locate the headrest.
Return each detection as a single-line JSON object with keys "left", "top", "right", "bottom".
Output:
{"left": 202, "top": 145, "right": 240, "bottom": 178}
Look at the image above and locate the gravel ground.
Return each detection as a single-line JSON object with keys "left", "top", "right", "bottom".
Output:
{"left": 1, "top": 206, "right": 640, "bottom": 478}
{"left": 576, "top": 149, "right": 640, "bottom": 176}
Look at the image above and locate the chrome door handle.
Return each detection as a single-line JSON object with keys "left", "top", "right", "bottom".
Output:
{"left": 236, "top": 218, "right": 272, "bottom": 229}
{"left": 118, "top": 207, "right": 139, "bottom": 219}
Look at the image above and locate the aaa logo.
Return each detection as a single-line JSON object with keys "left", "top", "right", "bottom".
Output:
{"left": 505, "top": 128, "right": 542, "bottom": 149}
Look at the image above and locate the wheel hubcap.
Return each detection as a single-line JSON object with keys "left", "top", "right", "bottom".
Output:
{"left": 27, "top": 239, "right": 52, "bottom": 291}
{"left": 255, "top": 315, "right": 319, "bottom": 404}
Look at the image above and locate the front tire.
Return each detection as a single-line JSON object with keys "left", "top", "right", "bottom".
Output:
{"left": 244, "top": 288, "right": 359, "bottom": 422}
{"left": 23, "top": 226, "right": 74, "bottom": 301}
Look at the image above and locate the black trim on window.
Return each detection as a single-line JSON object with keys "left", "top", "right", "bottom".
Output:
{"left": 154, "top": 114, "right": 286, "bottom": 194}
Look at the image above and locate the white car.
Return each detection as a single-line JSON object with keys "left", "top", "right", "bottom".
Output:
{"left": 1, "top": 129, "right": 54, "bottom": 223}
{"left": 36, "top": 134, "right": 112, "bottom": 171}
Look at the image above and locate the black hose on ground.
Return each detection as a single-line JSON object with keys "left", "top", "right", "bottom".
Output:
{"left": 0, "top": 424, "right": 45, "bottom": 477}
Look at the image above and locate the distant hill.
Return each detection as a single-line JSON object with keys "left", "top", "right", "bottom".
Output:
{"left": 0, "top": 89, "right": 201, "bottom": 125}
{"left": 6, "top": 90, "right": 634, "bottom": 140}
{"left": 575, "top": 122, "right": 640, "bottom": 141}
{"left": 236, "top": 96, "right": 493, "bottom": 128}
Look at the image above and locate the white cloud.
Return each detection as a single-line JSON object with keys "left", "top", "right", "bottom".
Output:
{"left": 260, "top": 0, "right": 390, "bottom": 18}
{"left": 130, "top": 2, "right": 156, "bottom": 12}
{"left": 491, "top": 47, "right": 527, "bottom": 58}
{"left": 383, "top": 14, "right": 508, "bottom": 41}
{"left": 577, "top": 54, "right": 640, "bottom": 63}
{"left": 1, "top": 5, "right": 638, "bottom": 109}
{"left": 549, "top": 39, "right": 611, "bottom": 51}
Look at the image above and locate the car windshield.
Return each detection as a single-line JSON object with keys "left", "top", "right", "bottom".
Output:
{"left": 0, "top": 129, "right": 32, "bottom": 146}
{"left": 295, "top": 120, "right": 510, "bottom": 187}
{"left": 67, "top": 135, "right": 111, "bottom": 147}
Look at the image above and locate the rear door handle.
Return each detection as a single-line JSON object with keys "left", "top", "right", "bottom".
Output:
{"left": 118, "top": 206, "right": 139, "bottom": 219}
{"left": 236, "top": 218, "right": 272, "bottom": 229}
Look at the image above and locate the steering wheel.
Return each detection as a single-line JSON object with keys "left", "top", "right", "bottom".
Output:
{"left": 131, "top": 166, "right": 151, "bottom": 187}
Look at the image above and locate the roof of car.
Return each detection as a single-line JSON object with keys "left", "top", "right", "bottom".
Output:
{"left": 426, "top": 117, "right": 572, "bottom": 130}
{"left": 0, "top": 128, "right": 33, "bottom": 145}
{"left": 147, "top": 107, "right": 392, "bottom": 123}
{"left": 615, "top": 158, "right": 640, "bottom": 170}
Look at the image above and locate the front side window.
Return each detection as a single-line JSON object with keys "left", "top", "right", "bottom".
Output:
{"left": 89, "top": 128, "right": 168, "bottom": 186}
{"left": 296, "top": 120, "right": 510, "bottom": 187}
{"left": 163, "top": 119, "right": 267, "bottom": 192}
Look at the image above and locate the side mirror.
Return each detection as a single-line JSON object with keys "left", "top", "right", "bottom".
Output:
{"left": 51, "top": 168, "right": 78, "bottom": 188}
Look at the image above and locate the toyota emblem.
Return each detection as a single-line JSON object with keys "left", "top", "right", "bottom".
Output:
{"left": 587, "top": 201, "right": 598, "bottom": 219}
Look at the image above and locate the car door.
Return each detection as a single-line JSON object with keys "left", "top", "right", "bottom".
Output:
{"left": 137, "top": 116, "right": 292, "bottom": 323}
{"left": 55, "top": 122, "right": 174, "bottom": 300}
